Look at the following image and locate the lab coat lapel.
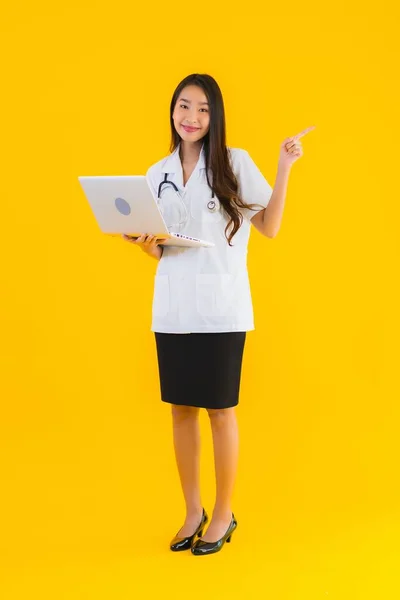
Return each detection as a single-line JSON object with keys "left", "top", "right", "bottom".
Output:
{"left": 161, "top": 142, "right": 206, "bottom": 191}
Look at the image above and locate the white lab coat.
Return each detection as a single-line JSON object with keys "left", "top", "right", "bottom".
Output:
{"left": 145, "top": 143, "right": 273, "bottom": 333}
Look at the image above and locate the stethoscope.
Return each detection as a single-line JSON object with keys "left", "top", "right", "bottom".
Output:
{"left": 157, "top": 173, "right": 218, "bottom": 212}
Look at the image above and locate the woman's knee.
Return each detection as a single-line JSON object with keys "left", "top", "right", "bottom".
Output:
{"left": 171, "top": 404, "right": 200, "bottom": 422}
{"left": 206, "top": 407, "right": 235, "bottom": 424}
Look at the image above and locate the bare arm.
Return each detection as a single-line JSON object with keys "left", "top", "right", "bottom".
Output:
{"left": 250, "top": 163, "right": 292, "bottom": 238}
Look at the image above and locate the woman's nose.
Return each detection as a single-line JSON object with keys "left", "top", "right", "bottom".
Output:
{"left": 189, "top": 111, "right": 200, "bottom": 123}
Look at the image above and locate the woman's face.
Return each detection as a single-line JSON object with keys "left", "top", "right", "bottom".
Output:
{"left": 172, "top": 85, "right": 210, "bottom": 143}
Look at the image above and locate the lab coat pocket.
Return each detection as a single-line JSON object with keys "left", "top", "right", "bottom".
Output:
{"left": 190, "top": 184, "right": 222, "bottom": 223}
{"left": 152, "top": 274, "right": 170, "bottom": 317}
{"left": 196, "top": 274, "right": 234, "bottom": 317}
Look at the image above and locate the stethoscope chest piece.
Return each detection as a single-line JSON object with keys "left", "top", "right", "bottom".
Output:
{"left": 207, "top": 200, "right": 217, "bottom": 212}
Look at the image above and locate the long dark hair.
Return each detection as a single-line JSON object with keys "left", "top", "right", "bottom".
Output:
{"left": 169, "top": 73, "right": 264, "bottom": 246}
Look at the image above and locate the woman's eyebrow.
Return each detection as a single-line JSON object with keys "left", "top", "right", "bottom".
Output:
{"left": 179, "top": 97, "right": 209, "bottom": 105}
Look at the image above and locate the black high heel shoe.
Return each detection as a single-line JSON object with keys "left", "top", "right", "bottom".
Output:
{"left": 191, "top": 513, "right": 237, "bottom": 556}
{"left": 170, "top": 508, "right": 209, "bottom": 552}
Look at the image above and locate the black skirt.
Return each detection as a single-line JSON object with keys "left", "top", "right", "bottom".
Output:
{"left": 154, "top": 332, "right": 247, "bottom": 409}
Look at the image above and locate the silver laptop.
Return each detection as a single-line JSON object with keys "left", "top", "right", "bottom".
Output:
{"left": 78, "top": 175, "right": 215, "bottom": 248}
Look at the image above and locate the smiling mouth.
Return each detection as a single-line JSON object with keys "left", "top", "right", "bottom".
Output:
{"left": 182, "top": 125, "right": 200, "bottom": 131}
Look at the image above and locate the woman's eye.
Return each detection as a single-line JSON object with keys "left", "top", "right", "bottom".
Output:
{"left": 179, "top": 104, "right": 208, "bottom": 112}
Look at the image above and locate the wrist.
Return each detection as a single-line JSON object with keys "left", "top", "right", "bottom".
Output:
{"left": 151, "top": 246, "right": 163, "bottom": 260}
{"left": 277, "top": 161, "right": 292, "bottom": 175}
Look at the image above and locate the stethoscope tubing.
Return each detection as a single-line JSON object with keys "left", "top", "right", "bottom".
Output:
{"left": 158, "top": 173, "right": 217, "bottom": 212}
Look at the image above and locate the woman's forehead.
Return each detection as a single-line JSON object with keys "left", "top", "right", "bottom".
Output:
{"left": 178, "top": 85, "right": 208, "bottom": 104}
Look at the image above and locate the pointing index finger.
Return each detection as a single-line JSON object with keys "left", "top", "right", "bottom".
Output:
{"left": 293, "top": 125, "right": 316, "bottom": 140}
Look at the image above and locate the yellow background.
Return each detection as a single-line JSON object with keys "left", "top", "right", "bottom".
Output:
{"left": 1, "top": 1, "right": 399, "bottom": 598}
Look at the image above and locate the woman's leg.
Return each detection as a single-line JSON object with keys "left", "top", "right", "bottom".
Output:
{"left": 171, "top": 404, "right": 204, "bottom": 536}
{"left": 202, "top": 406, "right": 239, "bottom": 541}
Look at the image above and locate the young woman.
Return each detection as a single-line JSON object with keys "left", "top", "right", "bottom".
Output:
{"left": 123, "top": 73, "right": 314, "bottom": 556}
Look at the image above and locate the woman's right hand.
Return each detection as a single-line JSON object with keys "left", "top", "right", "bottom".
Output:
{"left": 121, "top": 233, "right": 167, "bottom": 259}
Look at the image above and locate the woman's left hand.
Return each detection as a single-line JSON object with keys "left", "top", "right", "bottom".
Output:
{"left": 278, "top": 125, "right": 316, "bottom": 168}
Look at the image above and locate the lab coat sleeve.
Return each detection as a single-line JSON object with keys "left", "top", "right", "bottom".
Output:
{"left": 235, "top": 149, "right": 273, "bottom": 221}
